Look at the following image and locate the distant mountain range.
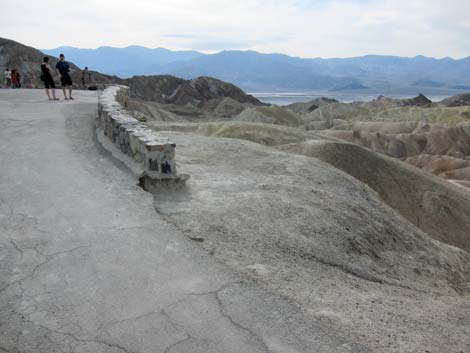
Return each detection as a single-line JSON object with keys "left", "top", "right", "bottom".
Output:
{"left": 37, "top": 46, "right": 470, "bottom": 93}
{"left": 42, "top": 46, "right": 202, "bottom": 78}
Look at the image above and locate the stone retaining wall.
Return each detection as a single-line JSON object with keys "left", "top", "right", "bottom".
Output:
{"left": 97, "top": 85, "right": 179, "bottom": 180}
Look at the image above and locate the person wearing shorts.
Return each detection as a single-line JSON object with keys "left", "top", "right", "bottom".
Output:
{"left": 41, "top": 57, "right": 59, "bottom": 100}
{"left": 55, "top": 53, "right": 74, "bottom": 100}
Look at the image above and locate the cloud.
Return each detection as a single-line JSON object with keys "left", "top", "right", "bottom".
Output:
{"left": 0, "top": 0, "right": 469, "bottom": 58}
{"left": 358, "top": 10, "right": 397, "bottom": 27}
{"left": 162, "top": 34, "right": 263, "bottom": 51}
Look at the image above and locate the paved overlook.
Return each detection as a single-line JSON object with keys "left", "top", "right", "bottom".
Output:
{"left": 0, "top": 89, "right": 364, "bottom": 352}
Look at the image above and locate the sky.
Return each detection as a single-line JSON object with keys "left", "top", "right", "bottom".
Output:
{"left": 1, "top": 0, "right": 469, "bottom": 58}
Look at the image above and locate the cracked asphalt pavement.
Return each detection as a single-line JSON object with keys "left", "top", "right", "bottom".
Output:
{"left": 0, "top": 89, "right": 366, "bottom": 352}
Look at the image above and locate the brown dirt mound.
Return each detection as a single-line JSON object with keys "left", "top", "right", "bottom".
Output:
{"left": 318, "top": 129, "right": 426, "bottom": 159}
{"left": 126, "top": 75, "right": 262, "bottom": 107}
{"left": 420, "top": 124, "right": 470, "bottom": 157}
{"left": 286, "top": 97, "right": 338, "bottom": 114}
{"left": 406, "top": 154, "right": 470, "bottom": 178}
{"left": 235, "top": 105, "right": 303, "bottom": 127}
{"left": 304, "top": 103, "right": 372, "bottom": 126}
{"left": 321, "top": 123, "right": 470, "bottom": 159}
{"left": 442, "top": 166, "right": 470, "bottom": 181}
{"left": 213, "top": 97, "right": 248, "bottom": 117}
{"left": 126, "top": 99, "right": 184, "bottom": 122}
{"left": 331, "top": 121, "right": 420, "bottom": 134}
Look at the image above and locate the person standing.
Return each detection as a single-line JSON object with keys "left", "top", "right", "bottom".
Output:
{"left": 3, "top": 68, "right": 11, "bottom": 88}
{"left": 81, "top": 66, "right": 88, "bottom": 87}
{"left": 41, "top": 57, "right": 59, "bottom": 100}
{"left": 10, "top": 69, "right": 17, "bottom": 88}
{"left": 15, "top": 70, "right": 21, "bottom": 88}
{"left": 55, "top": 53, "right": 74, "bottom": 100}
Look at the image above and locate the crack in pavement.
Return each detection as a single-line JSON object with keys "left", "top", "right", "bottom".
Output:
{"left": 0, "top": 244, "right": 91, "bottom": 295}
{"left": 176, "top": 281, "right": 270, "bottom": 353}
{"left": 162, "top": 336, "right": 192, "bottom": 353}
{"left": 97, "top": 309, "right": 166, "bottom": 334}
{"left": 9, "top": 237, "right": 26, "bottom": 257}
{"left": 8, "top": 236, "right": 45, "bottom": 261}
{"left": 14, "top": 316, "right": 135, "bottom": 353}
{"left": 96, "top": 304, "right": 195, "bottom": 353}
{"left": 213, "top": 290, "right": 271, "bottom": 353}
{"left": 160, "top": 307, "right": 190, "bottom": 335}
{"left": 10, "top": 306, "right": 200, "bottom": 353}
{"left": 54, "top": 321, "right": 84, "bottom": 336}
{"left": 160, "top": 309, "right": 221, "bottom": 353}
{"left": 189, "top": 281, "right": 243, "bottom": 297}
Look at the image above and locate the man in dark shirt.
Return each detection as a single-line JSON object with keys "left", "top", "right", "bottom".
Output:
{"left": 55, "top": 54, "right": 74, "bottom": 100}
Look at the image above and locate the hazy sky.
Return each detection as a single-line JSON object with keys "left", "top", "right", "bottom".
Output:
{"left": 1, "top": 0, "right": 469, "bottom": 58}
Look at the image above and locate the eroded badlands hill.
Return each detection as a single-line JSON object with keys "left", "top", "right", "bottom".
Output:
{"left": 301, "top": 97, "right": 470, "bottom": 187}
{"left": 134, "top": 89, "right": 470, "bottom": 352}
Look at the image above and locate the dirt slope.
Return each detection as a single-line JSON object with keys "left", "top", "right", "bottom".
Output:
{"left": 234, "top": 105, "right": 303, "bottom": 127}
{"left": 149, "top": 130, "right": 470, "bottom": 353}
{"left": 278, "top": 139, "right": 470, "bottom": 253}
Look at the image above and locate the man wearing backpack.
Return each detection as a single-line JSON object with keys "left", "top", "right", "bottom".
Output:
{"left": 55, "top": 54, "right": 74, "bottom": 100}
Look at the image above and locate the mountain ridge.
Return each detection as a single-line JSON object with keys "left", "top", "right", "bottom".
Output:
{"left": 41, "top": 45, "right": 470, "bottom": 92}
{"left": 43, "top": 45, "right": 470, "bottom": 62}
{"left": 41, "top": 45, "right": 203, "bottom": 78}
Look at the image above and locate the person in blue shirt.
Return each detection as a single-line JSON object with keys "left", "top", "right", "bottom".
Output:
{"left": 55, "top": 54, "right": 74, "bottom": 100}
